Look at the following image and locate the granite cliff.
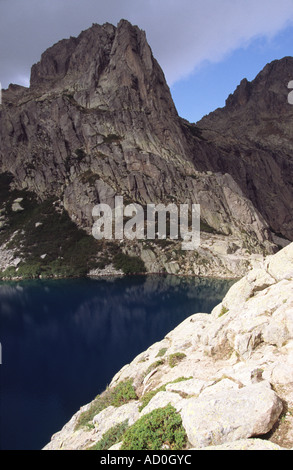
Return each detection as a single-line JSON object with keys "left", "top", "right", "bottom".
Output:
{"left": 197, "top": 57, "right": 293, "bottom": 243}
{"left": 0, "top": 19, "right": 292, "bottom": 279}
{"left": 44, "top": 243, "right": 293, "bottom": 450}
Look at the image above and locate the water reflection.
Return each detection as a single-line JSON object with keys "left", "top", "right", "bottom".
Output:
{"left": 0, "top": 275, "right": 234, "bottom": 450}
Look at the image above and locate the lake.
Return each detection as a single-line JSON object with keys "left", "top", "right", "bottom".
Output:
{"left": 0, "top": 274, "right": 234, "bottom": 450}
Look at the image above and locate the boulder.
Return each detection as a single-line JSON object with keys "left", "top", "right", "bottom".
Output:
{"left": 177, "top": 382, "right": 283, "bottom": 448}
{"left": 93, "top": 402, "right": 140, "bottom": 441}
{"left": 191, "top": 439, "right": 288, "bottom": 450}
{"left": 266, "top": 243, "right": 293, "bottom": 281}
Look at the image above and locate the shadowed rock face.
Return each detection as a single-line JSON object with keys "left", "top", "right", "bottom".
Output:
{"left": 197, "top": 57, "right": 293, "bottom": 240}
{"left": 0, "top": 21, "right": 198, "bottom": 224}
{"left": 0, "top": 19, "right": 292, "bottom": 257}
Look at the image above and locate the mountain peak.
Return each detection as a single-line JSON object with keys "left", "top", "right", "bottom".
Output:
{"left": 223, "top": 56, "right": 293, "bottom": 113}
{"left": 30, "top": 21, "right": 116, "bottom": 88}
{"left": 1, "top": 22, "right": 292, "bottom": 276}
{"left": 29, "top": 19, "right": 174, "bottom": 115}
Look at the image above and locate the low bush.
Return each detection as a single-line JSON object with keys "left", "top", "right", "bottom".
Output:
{"left": 113, "top": 253, "right": 146, "bottom": 274}
{"left": 139, "top": 377, "right": 193, "bottom": 411}
{"left": 0, "top": 266, "right": 17, "bottom": 279}
{"left": 168, "top": 353, "right": 186, "bottom": 368}
{"left": 156, "top": 348, "right": 168, "bottom": 358}
{"left": 88, "top": 421, "right": 129, "bottom": 450}
{"left": 121, "top": 404, "right": 187, "bottom": 450}
{"left": 16, "top": 263, "right": 42, "bottom": 279}
{"left": 75, "top": 379, "right": 137, "bottom": 430}
{"left": 144, "top": 359, "right": 165, "bottom": 376}
{"left": 219, "top": 306, "right": 229, "bottom": 317}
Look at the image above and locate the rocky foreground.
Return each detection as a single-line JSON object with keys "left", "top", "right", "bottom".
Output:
{"left": 44, "top": 244, "right": 293, "bottom": 450}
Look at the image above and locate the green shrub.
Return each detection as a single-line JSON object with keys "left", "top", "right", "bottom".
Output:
{"left": 139, "top": 377, "right": 193, "bottom": 412}
{"left": 145, "top": 359, "right": 165, "bottom": 376}
{"left": 121, "top": 404, "right": 187, "bottom": 450}
{"left": 88, "top": 421, "right": 129, "bottom": 450}
{"left": 156, "top": 348, "right": 168, "bottom": 358}
{"left": 0, "top": 266, "right": 17, "bottom": 279}
{"left": 0, "top": 179, "right": 104, "bottom": 279}
{"left": 110, "top": 379, "right": 138, "bottom": 407}
{"left": 75, "top": 379, "right": 137, "bottom": 430}
{"left": 168, "top": 353, "right": 186, "bottom": 368}
{"left": 219, "top": 306, "right": 229, "bottom": 317}
{"left": 17, "top": 262, "right": 42, "bottom": 279}
{"left": 139, "top": 385, "right": 166, "bottom": 412}
{"left": 80, "top": 170, "right": 97, "bottom": 186}
{"left": 113, "top": 252, "right": 146, "bottom": 274}
{"left": 171, "top": 376, "right": 193, "bottom": 384}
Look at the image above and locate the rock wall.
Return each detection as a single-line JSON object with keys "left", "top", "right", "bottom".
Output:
{"left": 0, "top": 20, "right": 283, "bottom": 263}
{"left": 197, "top": 57, "right": 293, "bottom": 241}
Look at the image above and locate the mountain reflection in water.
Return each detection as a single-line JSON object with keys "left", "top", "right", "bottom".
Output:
{"left": 0, "top": 275, "right": 235, "bottom": 450}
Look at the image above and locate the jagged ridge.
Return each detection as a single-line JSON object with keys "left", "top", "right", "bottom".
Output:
{"left": 1, "top": 19, "right": 292, "bottom": 278}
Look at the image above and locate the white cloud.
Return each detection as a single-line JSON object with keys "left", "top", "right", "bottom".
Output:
{"left": 0, "top": 0, "right": 293, "bottom": 88}
{"left": 136, "top": 0, "right": 293, "bottom": 85}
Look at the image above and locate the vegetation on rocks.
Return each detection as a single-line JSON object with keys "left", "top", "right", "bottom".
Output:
{"left": 88, "top": 421, "right": 129, "bottom": 450}
{"left": 0, "top": 172, "right": 148, "bottom": 279}
{"left": 75, "top": 379, "right": 137, "bottom": 430}
{"left": 168, "top": 353, "right": 186, "bottom": 368}
{"left": 112, "top": 252, "right": 146, "bottom": 275}
{"left": 0, "top": 173, "right": 104, "bottom": 279}
{"left": 120, "top": 404, "right": 187, "bottom": 451}
{"left": 44, "top": 244, "right": 293, "bottom": 451}
{"left": 139, "top": 377, "right": 192, "bottom": 412}
{"left": 156, "top": 348, "right": 168, "bottom": 358}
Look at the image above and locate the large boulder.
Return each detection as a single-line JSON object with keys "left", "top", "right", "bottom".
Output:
{"left": 177, "top": 382, "right": 283, "bottom": 448}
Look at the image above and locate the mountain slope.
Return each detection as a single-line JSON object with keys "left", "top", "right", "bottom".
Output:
{"left": 197, "top": 57, "right": 293, "bottom": 241}
{"left": 1, "top": 20, "right": 291, "bottom": 279}
{"left": 44, "top": 243, "right": 293, "bottom": 450}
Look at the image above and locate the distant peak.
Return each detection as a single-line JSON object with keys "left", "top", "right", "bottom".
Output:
{"left": 225, "top": 77, "right": 252, "bottom": 109}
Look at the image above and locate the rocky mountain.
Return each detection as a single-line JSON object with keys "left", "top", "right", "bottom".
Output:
{"left": 44, "top": 243, "right": 293, "bottom": 450}
{"left": 197, "top": 57, "right": 293, "bottom": 242}
{"left": 0, "top": 19, "right": 292, "bottom": 279}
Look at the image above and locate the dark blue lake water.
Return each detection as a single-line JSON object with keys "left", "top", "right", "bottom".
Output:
{"left": 0, "top": 275, "right": 234, "bottom": 450}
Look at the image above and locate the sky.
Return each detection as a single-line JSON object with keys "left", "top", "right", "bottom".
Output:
{"left": 1, "top": 0, "right": 293, "bottom": 122}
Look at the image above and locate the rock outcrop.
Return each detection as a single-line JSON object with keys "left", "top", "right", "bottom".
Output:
{"left": 2, "top": 19, "right": 292, "bottom": 278}
{"left": 44, "top": 243, "right": 293, "bottom": 450}
{"left": 197, "top": 57, "right": 293, "bottom": 242}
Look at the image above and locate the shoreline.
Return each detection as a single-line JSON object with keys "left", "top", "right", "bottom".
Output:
{"left": 0, "top": 270, "right": 240, "bottom": 283}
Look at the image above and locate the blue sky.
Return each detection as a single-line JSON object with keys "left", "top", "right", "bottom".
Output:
{"left": 1, "top": 0, "right": 293, "bottom": 123}
{"left": 171, "top": 25, "right": 293, "bottom": 123}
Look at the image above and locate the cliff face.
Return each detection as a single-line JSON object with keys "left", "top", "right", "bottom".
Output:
{"left": 44, "top": 243, "right": 293, "bottom": 450}
{"left": 0, "top": 19, "right": 292, "bottom": 278}
{"left": 197, "top": 57, "right": 293, "bottom": 241}
{"left": 0, "top": 20, "right": 194, "bottom": 214}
